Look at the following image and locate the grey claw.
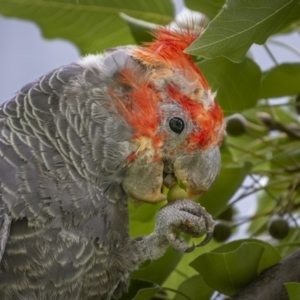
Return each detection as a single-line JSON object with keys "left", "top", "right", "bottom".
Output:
{"left": 184, "top": 242, "right": 195, "bottom": 253}
{"left": 195, "top": 216, "right": 215, "bottom": 247}
{"left": 195, "top": 228, "right": 214, "bottom": 247}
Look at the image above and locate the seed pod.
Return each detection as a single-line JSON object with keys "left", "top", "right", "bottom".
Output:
{"left": 226, "top": 114, "right": 247, "bottom": 136}
{"left": 268, "top": 215, "right": 289, "bottom": 240}
{"left": 167, "top": 184, "right": 188, "bottom": 203}
{"left": 213, "top": 220, "right": 232, "bottom": 242}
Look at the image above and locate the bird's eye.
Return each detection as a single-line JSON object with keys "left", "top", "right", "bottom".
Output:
{"left": 169, "top": 117, "right": 185, "bottom": 134}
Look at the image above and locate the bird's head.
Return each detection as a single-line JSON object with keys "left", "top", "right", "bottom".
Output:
{"left": 103, "top": 28, "right": 225, "bottom": 204}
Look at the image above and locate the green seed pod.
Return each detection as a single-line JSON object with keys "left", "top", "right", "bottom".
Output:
{"left": 226, "top": 114, "right": 247, "bottom": 136}
{"left": 268, "top": 215, "right": 290, "bottom": 240}
{"left": 213, "top": 220, "right": 232, "bottom": 242}
{"left": 167, "top": 184, "right": 188, "bottom": 203}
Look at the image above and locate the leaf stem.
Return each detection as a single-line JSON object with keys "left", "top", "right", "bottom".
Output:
{"left": 263, "top": 44, "right": 278, "bottom": 65}
{"left": 175, "top": 269, "right": 189, "bottom": 279}
{"left": 229, "top": 177, "right": 293, "bottom": 205}
{"left": 160, "top": 287, "right": 192, "bottom": 300}
{"left": 276, "top": 242, "right": 300, "bottom": 248}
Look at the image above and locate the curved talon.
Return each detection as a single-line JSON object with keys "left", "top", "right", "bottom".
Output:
{"left": 195, "top": 229, "right": 214, "bottom": 248}
{"left": 184, "top": 242, "right": 195, "bottom": 253}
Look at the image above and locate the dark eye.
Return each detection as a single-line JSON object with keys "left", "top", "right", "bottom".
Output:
{"left": 169, "top": 117, "right": 185, "bottom": 134}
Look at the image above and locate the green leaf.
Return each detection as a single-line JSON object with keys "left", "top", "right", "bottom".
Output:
{"left": 242, "top": 104, "right": 299, "bottom": 125}
{"left": 121, "top": 279, "right": 159, "bottom": 300}
{"left": 277, "top": 228, "right": 300, "bottom": 258}
{"left": 190, "top": 242, "right": 265, "bottom": 296}
{"left": 247, "top": 191, "right": 274, "bottom": 236}
{"left": 133, "top": 287, "right": 160, "bottom": 300}
{"left": 197, "top": 162, "right": 252, "bottom": 218}
{"left": 120, "top": 13, "right": 156, "bottom": 44}
{"left": 190, "top": 239, "right": 280, "bottom": 296}
{"left": 129, "top": 202, "right": 159, "bottom": 238}
{"left": 260, "top": 63, "right": 300, "bottom": 98}
{"left": 270, "top": 140, "right": 300, "bottom": 174}
{"left": 230, "top": 105, "right": 300, "bottom": 173}
{"left": 132, "top": 247, "right": 183, "bottom": 285}
{"left": 173, "top": 275, "right": 214, "bottom": 300}
{"left": 129, "top": 201, "right": 162, "bottom": 223}
{"left": 0, "top": 0, "right": 173, "bottom": 54}
{"left": 187, "top": 0, "right": 298, "bottom": 62}
{"left": 185, "top": 0, "right": 226, "bottom": 20}
{"left": 212, "top": 239, "right": 281, "bottom": 274}
{"left": 129, "top": 199, "right": 168, "bottom": 237}
{"left": 164, "top": 239, "right": 219, "bottom": 292}
{"left": 272, "top": 106, "right": 300, "bottom": 123}
{"left": 198, "top": 57, "right": 261, "bottom": 115}
{"left": 285, "top": 282, "right": 300, "bottom": 300}
{"left": 220, "top": 140, "right": 234, "bottom": 165}
{"left": 277, "top": 0, "right": 300, "bottom": 32}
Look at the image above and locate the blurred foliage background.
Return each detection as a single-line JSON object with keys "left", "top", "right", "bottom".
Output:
{"left": 1, "top": 0, "right": 300, "bottom": 299}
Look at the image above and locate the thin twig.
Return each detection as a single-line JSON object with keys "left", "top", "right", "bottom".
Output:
{"left": 264, "top": 43, "right": 278, "bottom": 65}
{"left": 226, "top": 142, "right": 287, "bottom": 169}
{"left": 230, "top": 177, "right": 293, "bottom": 206}
{"left": 268, "top": 39, "right": 300, "bottom": 58}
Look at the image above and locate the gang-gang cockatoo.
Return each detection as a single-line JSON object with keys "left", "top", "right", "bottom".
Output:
{"left": 0, "top": 27, "right": 224, "bottom": 299}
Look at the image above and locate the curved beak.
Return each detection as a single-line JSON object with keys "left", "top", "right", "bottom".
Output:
{"left": 122, "top": 147, "right": 220, "bottom": 205}
{"left": 173, "top": 147, "right": 221, "bottom": 198}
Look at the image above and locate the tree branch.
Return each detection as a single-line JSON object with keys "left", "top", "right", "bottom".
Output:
{"left": 229, "top": 247, "right": 300, "bottom": 300}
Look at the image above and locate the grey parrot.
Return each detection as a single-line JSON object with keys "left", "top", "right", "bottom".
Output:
{"left": 0, "top": 28, "right": 225, "bottom": 299}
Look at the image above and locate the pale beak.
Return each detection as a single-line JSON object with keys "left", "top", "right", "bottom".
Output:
{"left": 173, "top": 147, "right": 221, "bottom": 198}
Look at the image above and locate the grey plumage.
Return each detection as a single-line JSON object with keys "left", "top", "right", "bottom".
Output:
{"left": 0, "top": 44, "right": 222, "bottom": 299}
